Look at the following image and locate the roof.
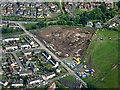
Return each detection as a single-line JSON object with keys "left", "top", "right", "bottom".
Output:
{"left": 12, "top": 81, "right": 23, "bottom": 84}
{"left": 45, "top": 72, "right": 55, "bottom": 77}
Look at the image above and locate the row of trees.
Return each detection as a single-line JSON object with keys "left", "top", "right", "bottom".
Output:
{"left": 2, "top": 27, "right": 23, "bottom": 34}
{"left": 24, "top": 2, "right": 119, "bottom": 30}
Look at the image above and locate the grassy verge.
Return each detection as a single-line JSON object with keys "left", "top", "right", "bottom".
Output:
{"left": 61, "top": 75, "right": 78, "bottom": 82}
{"left": 83, "top": 29, "right": 118, "bottom": 88}
{"left": 1, "top": 32, "right": 24, "bottom": 37}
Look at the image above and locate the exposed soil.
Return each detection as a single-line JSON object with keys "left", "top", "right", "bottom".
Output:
{"left": 32, "top": 26, "right": 96, "bottom": 60}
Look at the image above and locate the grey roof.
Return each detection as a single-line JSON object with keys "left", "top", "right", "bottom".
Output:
{"left": 11, "top": 81, "right": 23, "bottom": 84}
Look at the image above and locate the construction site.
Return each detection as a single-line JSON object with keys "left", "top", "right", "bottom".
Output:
{"left": 32, "top": 26, "right": 96, "bottom": 60}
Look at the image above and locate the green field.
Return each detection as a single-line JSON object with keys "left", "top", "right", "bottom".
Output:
{"left": 61, "top": 75, "right": 78, "bottom": 82}
{"left": 83, "top": 29, "right": 119, "bottom": 88}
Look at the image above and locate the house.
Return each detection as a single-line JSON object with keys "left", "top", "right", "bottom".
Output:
{"left": 38, "top": 6, "right": 43, "bottom": 11}
{"left": 24, "top": 36, "right": 34, "bottom": 45}
{"left": 3, "top": 37, "right": 19, "bottom": 42}
{"left": 21, "top": 43, "right": 31, "bottom": 48}
{"left": 48, "top": 3, "right": 55, "bottom": 9}
{"left": 11, "top": 81, "right": 23, "bottom": 87}
{"left": 24, "top": 2, "right": 29, "bottom": 7}
{"left": 42, "top": 72, "right": 56, "bottom": 80}
{"left": 42, "top": 51, "right": 51, "bottom": 60}
{"left": 68, "top": 2, "right": 73, "bottom": 5}
{"left": 47, "top": 83, "right": 56, "bottom": 90}
{"left": 19, "top": 10, "right": 24, "bottom": 15}
{"left": 19, "top": 6, "right": 26, "bottom": 10}
{"left": 0, "top": 79, "right": 8, "bottom": 86}
{"left": 86, "top": 21, "right": 93, "bottom": 27}
{"left": 53, "top": 8, "right": 57, "bottom": 12}
{"left": 31, "top": 11, "right": 36, "bottom": 16}
{"left": 105, "top": 2, "right": 114, "bottom": 9}
{"left": 34, "top": 50, "right": 41, "bottom": 54}
{"left": 96, "top": 4, "right": 101, "bottom": 8}
{"left": 84, "top": 4, "right": 89, "bottom": 9}
{"left": 7, "top": 5, "right": 13, "bottom": 10}
{"left": 60, "top": 79, "right": 82, "bottom": 88}
{"left": 90, "top": 3, "right": 96, "bottom": 8}
{"left": 36, "top": 2, "right": 40, "bottom": 7}
{"left": 24, "top": 51, "right": 32, "bottom": 56}
{"left": 5, "top": 45, "right": 18, "bottom": 50}
{"left": 7, "top": 9, "right": 13, "bottom": 14}
{"left": 95, "top": 22, "right": 102, "bottom": 28}
{"left": 79, "top": 5, "right": 83, "bottom": 9}
{"left": 27, "top": 77, "right": 43, "bottom": 84}
{"left": 49, "top": 58, "right": 59, "bottom": 68}
{"left": 19, "top": 70, "right": 32, "bottom": 76}
{"left": 44, "top": 10, "right": 50, "bottom": 16}
{"left": 37, "top": 11, "right": 43, "bottom": 16}
{"left": 56, "top": 66, "right": 61, "bottom": 73}
{"left": 64, "top": 5, "right": 71, "bottom": 12}
{"left": 30, "top": 2, "right": 35, "bottom": 8}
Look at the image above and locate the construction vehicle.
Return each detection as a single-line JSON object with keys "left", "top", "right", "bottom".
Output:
{"left": 91, "top": 69, "right": 95, "bottom": 72}
{"left": 83, "top": 65, "right": 87, "bottom": 69}
{"left": 77, "top": 61, "right": 81, "bottom": 65}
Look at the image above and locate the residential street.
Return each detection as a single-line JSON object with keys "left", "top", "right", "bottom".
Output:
{"left": 15, "top": 21, "right": 88, "bottom": 88}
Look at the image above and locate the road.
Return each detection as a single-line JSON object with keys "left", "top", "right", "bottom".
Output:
{"left": 15, "top": 21, "right": 87, "bottom": 88}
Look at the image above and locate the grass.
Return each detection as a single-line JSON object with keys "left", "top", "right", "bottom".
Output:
{"left": 17, "top": 52, "right": 24, "bottom": 57}
{"left": 83, "top": 29, "right": 118, "bottom": 88}
{"left": 61, "top": 67, "right": 68, "bottom": 73}
{"left": 1, "top": 32, "right": 24, "bottom": 37}
{"left": 61, "top": 75, "right": 78, "bottom": 82}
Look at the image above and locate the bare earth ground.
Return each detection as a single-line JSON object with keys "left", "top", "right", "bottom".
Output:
{"left": 32, "top": 26, "right": 96, "bottom": 62}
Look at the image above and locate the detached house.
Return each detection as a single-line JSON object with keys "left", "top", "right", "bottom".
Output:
{"left": 38, "top": 6, "right": 43, "bottom": 11}
{"left": 95, "top": 22, "right": 102, "bottom": 28}
{"left": 86, "top": 21, "right": 93, "bottom": 27}
{"left": 48, "top": 3, "right": 55, "bottom": 9}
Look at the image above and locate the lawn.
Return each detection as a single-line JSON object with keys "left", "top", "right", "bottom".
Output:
{"left": 83, "top": 29, "right": 119, "bottom": 88}
{"left": 61, "top": 75, "right": 78, "bottom": 82}
{"left": 73, "top": 10, "right": 91, "bottom": 16}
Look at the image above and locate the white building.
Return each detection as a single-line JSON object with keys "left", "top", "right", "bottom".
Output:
{"left": 24, "top": 36, "right": 34, "bottom": 45}
{"left": 21, "top": 44, "right": 31, "bottom": 48}
{"left": 0, "top": 79, "right": 8, "bottom": 86}
{"left": 24, "top": 51, "right": 32, "bottom": 56}
{"left": 95, "top": 22, "right": 102, "bottom": 28}
{"left": 42, "top": 72, "right": 56, "bottom": 80}
{"left": 49, "top": 58, "right": 59, "bottom": 68}
{"left": 27, "top": 77, "right": 43, "bottom": 84}
{"left": 19, "top": 70, "right": 32, "bottom": 76}
{"left": 86, "top": 21, "right": 93, "bottom": 27}
{"left": 42, "top": 51, "right": 51, "bottom": 60}
{"left": 11, "top": 81, "right": 23, "bottom": 87}
{"left": 56, "top": 66, "right": 61, "bottom": 73}
{"left": 5, "top": 45, "right": 18, "bottom": 50}
{"left": 3, "top": 37, "right": 19, "bottom": 42}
